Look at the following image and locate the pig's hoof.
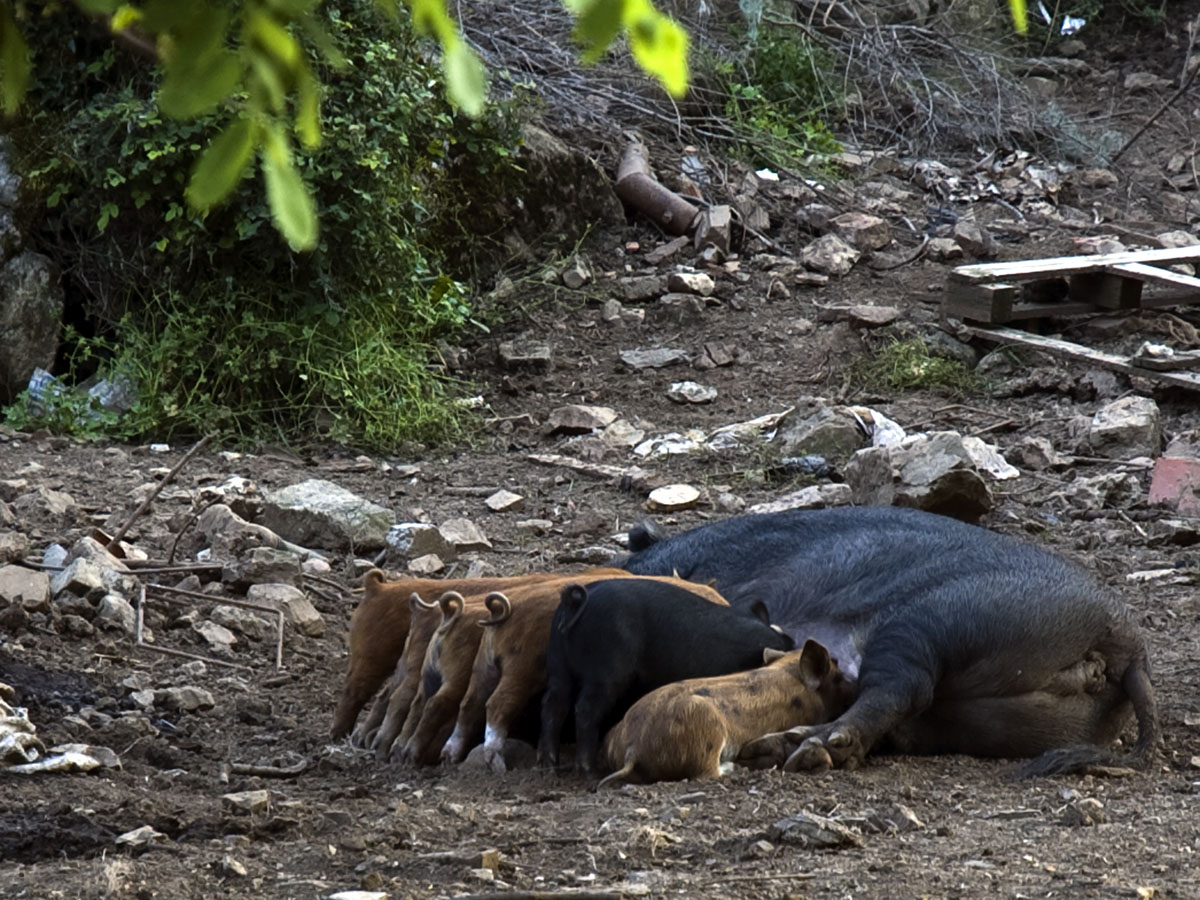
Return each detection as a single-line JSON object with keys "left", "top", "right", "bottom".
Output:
{"left": 782, "top": 736, "right": 833, "bottom": 773}
{"left": 485, "top": 750, "right": 508, "bottom": 775}
{"left": 782, "top": 727, "right": 865, "bottom": 772}
{"left": 738, "top": 728, "right": 810, "bottom": 769}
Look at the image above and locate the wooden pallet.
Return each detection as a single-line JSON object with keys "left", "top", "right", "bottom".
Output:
{"left": 944, "top": 246, "right": 1200, "bottom": 324}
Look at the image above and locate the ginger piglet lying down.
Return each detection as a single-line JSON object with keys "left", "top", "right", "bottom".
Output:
{"left": 599, "top": 639, "right": 852, "bottom": 787}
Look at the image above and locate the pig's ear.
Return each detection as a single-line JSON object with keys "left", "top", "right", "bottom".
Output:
{"left": 763, "top": 647, "right": 788, "bottom": 664}
{"left": 798, "top": 639, "right": 832, "bottom": 690}
{"left": 748, "top": 599, "right": 771, "bottom": 625}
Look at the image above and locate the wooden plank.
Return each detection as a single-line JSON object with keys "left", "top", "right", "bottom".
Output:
{"left": 950, "top": 245, "right": 1200, "bottom": 283}
{"left": 1108, "top": 262, "right": 1200, "bottom": 292}
{"left": 943, "top": 282, "right": 1017, "bottom": 323}
{"left": 962, "top": 325, "right": 1200, "bottom": 392}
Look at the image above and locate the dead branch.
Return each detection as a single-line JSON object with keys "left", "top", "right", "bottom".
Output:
{"left": 227, "top": 757, "right": 309, "bottom": 778}
{"left": 615, "top": 139, "right": 699, "bottom": 235}
{"left": 108, "top": 435, "right": 213, "bottom": 549}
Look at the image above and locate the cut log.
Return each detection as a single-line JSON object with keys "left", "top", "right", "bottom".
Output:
{"left": 615, "top": 139, "right": 699, "bottom": 236}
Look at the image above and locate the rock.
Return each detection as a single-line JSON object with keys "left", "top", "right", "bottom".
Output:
{"left": 95, "top": 594, "right": 137, "bottom": 634}
{"left": 228, "top": 547, "right": 302, "bottom": 587}
{"left": 617, "top": 275, "right": 666, "bottom": 302}
{"left": 439, "top": 517, "right": 492, "bottom": 553}
{"left": 844, "top": 431, "right": 993, "bottom": 523}
{"left": 114, "top": 825, "right": 168, "bottom": 850}
{"left": 831, "top": 212, "right": 891, "bottom": 250}
{"left": 698, "top": 342, "right": 736, "bottom": 368}
{"left": 0, "top": 530, "right": 29, "bottom": 563}
{"left": 619, "top": 347, "right": 689, "bottom": 369}
{"left": 1015, "top": 436, "right": 1071, "bottom": 471}
{"left": 546, "top": 405, "right": 618, "bottom": 434}
{"left": 644, "top": 235, "right": 691, "bottom": 266}
{"left": 656, "top": 292, "right": 705, "bottom": 323}
{"left": 801, "top": 234, "right": 860, "bottom": 276}
{"left": 515, "top": 519, "right": 553, "bottom": 534}
{"left": 768, "top": 811, "right": 864, "bottom": 849}
{"left": 1061, "top": 798, "right": 1105, "bottom": 827}
{"left": 67, "top": 536, "right": 130, "bottom": 572}
{"left": 666, "top": 271, "right": 715, "bottom": 296}
{"left": 193, "top": 619, "right": 237, "bottom": 651}
{"left": 259, "top": 479, "right": 394, "bottom": 552}
{"left": 221, "top": 856, "right": 248, "bottom": 877}
{"left": 1066, "top": 472, "right": 1140, "bottom": 510}
{"left": 497, "top": 336, "right": 552, "bottom": 370}
{"left": 693, "top": 204, "right": 732, "bottom": 255}
{"left": 246, "top": 583, "right": 325, "bottom": 637}
{"left": 742, "top": 839, "right": 775, "bottom": 860}
{"left": 42, "top": 543, "right": 68, "bottom": 569}
{"left": 1124, "top": 71, "right": 1169, "bottom": 91}
{"left": 328, "top": 893, "right": 388, "bottom": 900}
{"left": 666, "top": 381, "right": 717, "bottom": 404}
{"left": 198, "top": 504, "right": 286, "bottom": 556}
{"left": 1087, "top": 395, "right": 1161, "bottom": 458}
{"left": 645, "top": 484, "right": 700, "bottom": 512}
{"left": 0, "top": 251, "right": 64, "bottom": 405}
{"left": 468, "top": 868, "right": 495, "bottom": 883}
{"left": 952, "top": 218, "right": 997, "bottom": 258}
{"left": 794, "top": 269, "right": 831, "bottom": 286}
{"left": 836, "top": 305, "right": 902, "bottom": 328}
{"left": 407, "top": 553, "right": 444, "bottom": 575}
{"left": 1079, "top": 168, "right": 1119, "bottom": 189}
{"left": 747, "top": 484, "right": 854, "bottom": 514}
{"left": 385, "top": 523, "right": 457, "bottom": 562}
{"left": 1149, "top": 457, "right": 1200, "bottom": 513}
{"left": 13, "top": 486, "right": 79, "bottom": 522}
{"left": 0, "top": 564, "right": 50, "bottom": 611}
{"left": 600, "top": 298, "right": 624, "bottom": 323}
{"left": 1160, "top": 191, "right": 1200, "bottom": 224}
{"left": 561, "top": 255, "right": 592, "bottom": 289}
{"left": 222, "top": 789, "right": 271, "bottom": 815}
{"left": 797, "top": 203, "right": 838, "bottom": 232}
{"left": 926, "top": 237, "right": 964, "bottom": 261}
{"left": 485, "top": 489, "right": 525, "bottom": 512}
{"left": 961, "top": 436, "right": 1019, "bottom": 480}
{"left": 61, "top": 614, "right": 95, "bottom": 637}
{"left": 1156, "top": 230, "right": 1200, "bottom": 249}
{"left": 714, "top": 492, "right": 746, "bottom": 514}
{"left": 775, "top": 403, "right": 867, "bottom": 462}
{"left": 50, "top": 558, "right": 105, "bottom": 598}
{"left": 154, "top": 686, "right": 216, "bottom": 712}
{"left": 0, "top": 480, "right": 28, "bottom": 503}
{"left": 211, "top": 604, "right": 272, "bottom": 640}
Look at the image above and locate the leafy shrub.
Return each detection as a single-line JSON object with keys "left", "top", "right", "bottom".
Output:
{"left": 701, "top": 26, "right": 841, "bottom": 170}
{"left": 6, "top": 0, "right": 524, "bottom": 450}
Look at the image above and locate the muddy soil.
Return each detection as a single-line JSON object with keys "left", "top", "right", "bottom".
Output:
{"left": 5, "top": 9, "right": 1200, "bottom": 899}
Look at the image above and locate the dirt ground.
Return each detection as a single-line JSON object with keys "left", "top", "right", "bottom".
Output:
{"left": 5, "top": 9, "right": 1200, "bottom": 900}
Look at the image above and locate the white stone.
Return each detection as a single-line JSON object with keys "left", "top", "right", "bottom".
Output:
{"left": 645, "top": 484, "right": 700, "bottom": 512}
{"left": 193, "top": 619, "right": 238, "bottom": 650}
{"left": 1088, "top": 395, "right": 1161, "bottom": 459}
{"left": 666, "top": 381, "right": 717, "bottom": 404}
{"left": 484, "top": 490, "right": 525, "bottom": 512}
{"left": 222, "top": 789, "right": 271, "bottom": 814}
{"left": 666, "top": 271, "right": 715, "bottom": 296}
{"left": 801, "top": 234, "right": 860, "bottom": 276}
{"left": 439, "top": 517, "right": 492, "bottom": 552}
{"left": 407, "top": 553, "right": 445, "bottom": 576}
{"left": 246, "top": 583, "right": 325, "bottom": 637}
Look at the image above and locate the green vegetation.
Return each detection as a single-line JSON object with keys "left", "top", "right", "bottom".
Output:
{"left": 4, "top": 1, "right": 525, "bottom": 451}
{"left": 704, "top": 26, "right": 842, "bottom": 170}
{"left": 851, "top": 338, "right": 981, "bottom": 396}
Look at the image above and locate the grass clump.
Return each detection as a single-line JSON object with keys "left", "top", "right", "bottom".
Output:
{"left": 851, "top": 338, "right": 981, "bottom": 395}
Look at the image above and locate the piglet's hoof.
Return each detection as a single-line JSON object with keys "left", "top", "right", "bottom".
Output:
{"left": 738, "top": 727, "right": 810, "bottom": 769}
{"left": 783, "top": 727, "right": 865, "bottom": 772}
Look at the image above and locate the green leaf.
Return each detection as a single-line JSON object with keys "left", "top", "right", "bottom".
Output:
{"left": 186, "top": 116, "right": 258, "bottom": 212}
{"left": 1009, "top": 0, "right": 1027, "bottom": 32}
{"left": 110, "top": 5, "right": 143, "bottom": 32}
{"left": 296, "top": 67, "right": 322, "bottom": 149}
{"left": 0, "top": 7, "right": 30, "bottom": 117}
{"left": 295, "top": 14, "right": 348, "bottom": 69}
{"left": 159, "top": 50, "right": 241, "bottom": 118}
{"left": 574, "top": 0, "right": 623, "bottom": 63}
{"left": 443, "top": 40, "right": 486, "bottom": 116}
{"left": 623, "top": 0, "right": 688, "bottom": 98}
{"left": 407, "top": 0, "right": 457, "bottom": 43}
{"left": 261, "top": 125, "right": 318, "bottom": 251}
{"left": 248, "top": 51, "right": 288, "bottom": 113}
{"left": 246, "top": 10, "right": 301, "bottom": 69}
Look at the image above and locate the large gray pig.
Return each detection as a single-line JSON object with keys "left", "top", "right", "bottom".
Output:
{"left": 618, "top": 506, "right": 1159, "bottom": 776}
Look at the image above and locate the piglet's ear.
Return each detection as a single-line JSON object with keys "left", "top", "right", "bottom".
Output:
{"left": 798, "top": 638, "right": 832, "bottom": 691}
